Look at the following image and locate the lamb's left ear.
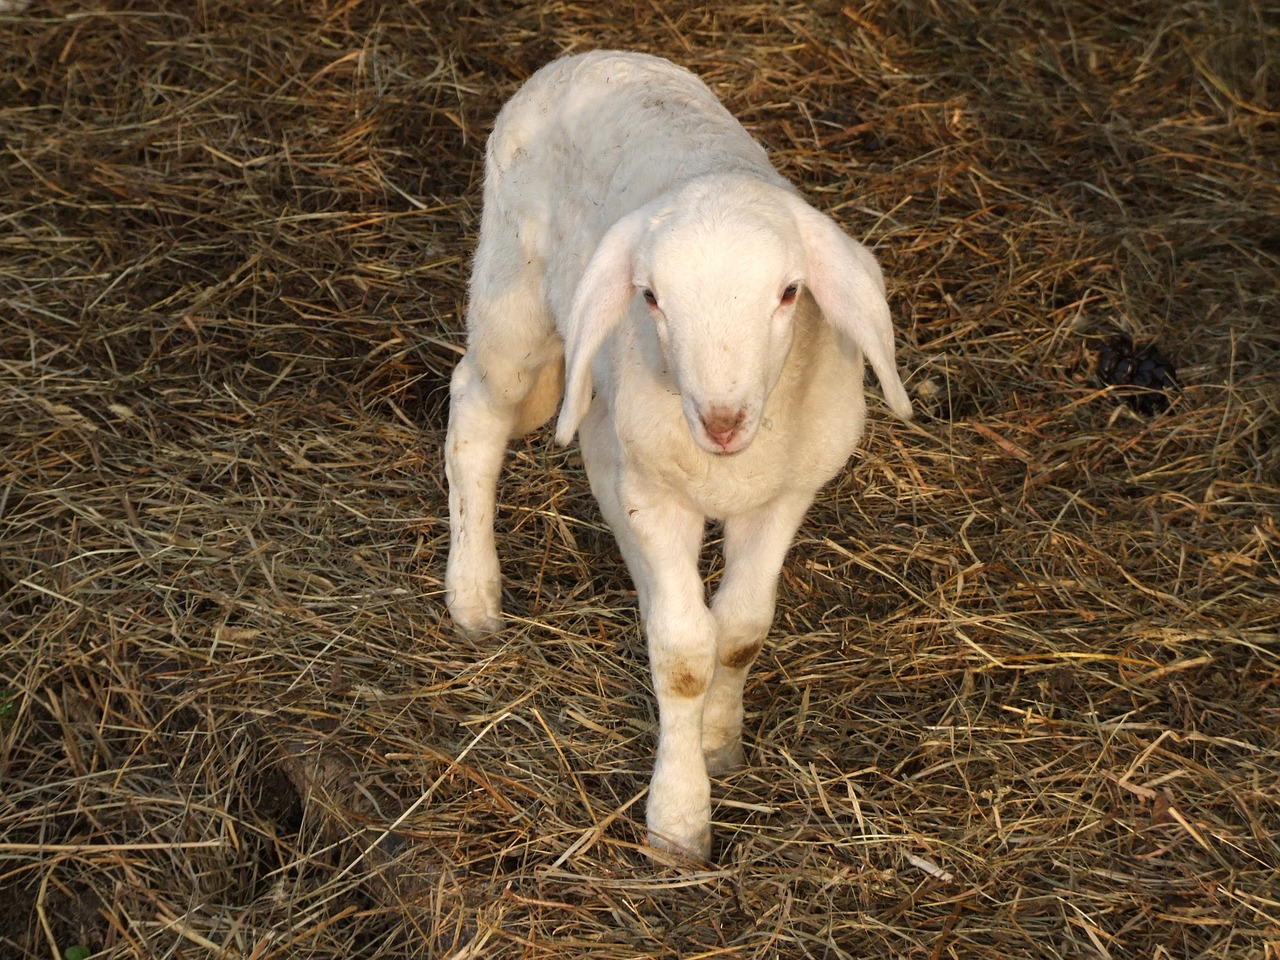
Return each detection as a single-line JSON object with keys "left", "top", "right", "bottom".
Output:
{"left": 789, "top": 199, "right": 913, "bottom": 421}
{"left": 555, "top": 205, "right": 653, "bottom": 446}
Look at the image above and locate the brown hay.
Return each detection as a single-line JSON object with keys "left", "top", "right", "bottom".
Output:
{"left": 2, "top": 1, "right": 1277, "bottom": 957}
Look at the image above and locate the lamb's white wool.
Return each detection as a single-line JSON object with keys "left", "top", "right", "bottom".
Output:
{"left": 445, "top": 51, "right": 912, "bottom": 860}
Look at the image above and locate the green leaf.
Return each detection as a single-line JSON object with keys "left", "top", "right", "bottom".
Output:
{"left": 64, "top": 946, "right": 92, "bottom": 960}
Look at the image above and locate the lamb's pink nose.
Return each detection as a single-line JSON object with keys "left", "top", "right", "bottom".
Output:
{"left": 700, "top": 406, "right": 746, "bottom": 451}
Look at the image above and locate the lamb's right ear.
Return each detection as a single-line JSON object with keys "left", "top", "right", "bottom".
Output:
{"left": 555, "top": 207, "right": 651, "bottom": 446}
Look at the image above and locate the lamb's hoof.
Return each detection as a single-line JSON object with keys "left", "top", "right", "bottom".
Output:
{"left": 452, "top": 613, "right": 504, "bottom": 641}
{"left": 448, "top": 599, "right": 501, "bottom": 642}
{"left": 646, "top": 825, "right": 712, "bottom": 865}
{"left": 445, "top": 588, "right": 504, "bottom": 640}
{"left": 704, "top": 740, "right": 745, "bottom": 777}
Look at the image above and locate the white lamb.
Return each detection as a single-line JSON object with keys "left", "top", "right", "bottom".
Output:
{"left": 445, "top": 51, "right": 912, "bottom": 860}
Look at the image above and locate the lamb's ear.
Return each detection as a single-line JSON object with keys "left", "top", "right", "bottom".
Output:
{"left": 789, "top": 200, "right": 913, "bottom": 421}
{"left": 555, "top": 206, "right": 651, "bottom": 445}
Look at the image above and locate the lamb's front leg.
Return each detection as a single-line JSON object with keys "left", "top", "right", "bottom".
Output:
{"left": 607, "top": 482, "right": 716, "bottom": 860}
{"left": 703, "top": 490, "right": 816, "bottom": 774}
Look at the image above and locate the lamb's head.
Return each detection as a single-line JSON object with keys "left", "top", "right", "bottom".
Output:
{"left": 630, "top": 184, "right": 808, "bottom": 455}
{"left": 555, "top": 177, "right": 911, "bottom": 451}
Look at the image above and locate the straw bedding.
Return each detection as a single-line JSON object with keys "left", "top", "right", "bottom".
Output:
{"left": 1, "top": 1, "right": 1277, "bottom": 957}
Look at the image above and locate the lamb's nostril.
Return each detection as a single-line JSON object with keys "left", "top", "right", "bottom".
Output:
{"left": 700, "top": 406, "right": 747, "bottom": 449}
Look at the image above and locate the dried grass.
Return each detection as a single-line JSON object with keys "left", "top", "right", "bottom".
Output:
{"left": 2, "top": 1, "right": 1277, "bottom": 957}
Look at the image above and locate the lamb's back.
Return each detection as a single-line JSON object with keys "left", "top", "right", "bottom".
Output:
{"left": 482, "top": 52, "right": 776, "bottom": 310}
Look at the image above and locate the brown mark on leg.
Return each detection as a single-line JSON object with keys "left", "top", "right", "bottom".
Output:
{"left": 667, "top": 665, "right": 709, "bottom": 699}
{"left": 722, "top": 641, "right": 762, "bottom": 671}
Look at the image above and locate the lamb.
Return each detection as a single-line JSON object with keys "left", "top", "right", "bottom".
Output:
{"left": 444, "top": 50, "right": 912, "bottom": 860}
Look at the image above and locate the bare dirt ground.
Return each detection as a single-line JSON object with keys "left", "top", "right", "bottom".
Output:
{"left": 2, "top": 1, "right": 1277, "bottom": 957}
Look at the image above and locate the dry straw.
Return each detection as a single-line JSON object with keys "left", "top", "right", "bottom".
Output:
{"left": 2, "top": 1, "right": 1277, "bottom": 957}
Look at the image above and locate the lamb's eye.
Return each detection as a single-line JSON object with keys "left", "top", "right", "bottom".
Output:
{"left": 780, "top": 283, "right": 799, "bottom": 306}
{"left": 642, "top": 288, "right": 658, "bottom": 307}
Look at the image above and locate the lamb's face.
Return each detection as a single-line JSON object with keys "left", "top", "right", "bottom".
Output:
{"left": 635, "top": 201, "right": 805, "bottom": 456}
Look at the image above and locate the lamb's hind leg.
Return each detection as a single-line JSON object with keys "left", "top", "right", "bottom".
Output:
{"left": 703, "top": 490, "right": 815, "bottom": 774}
{"left": 444, "top": 277, "right": 559, "bottom": 638}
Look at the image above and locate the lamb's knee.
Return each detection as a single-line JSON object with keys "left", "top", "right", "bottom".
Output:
{"left": 657, "top": 656, "right": 713, "bottom": 700}
{"left": 453, "top": 327, "right": 558, "bottom": 415}
{"left": 448, "top": 352, "right": 479, "bottom": 402}
{"left": 714, "top": 607, "right": 771, "bottom": 667}
{"left": 644, "top": 596, "right": 717, "bottom": 702}
{"left": 451, "top": 351, "right": 512, "bottom": 409}
{"left": 721, "top": 639, "right": 763, "bottom": 671}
